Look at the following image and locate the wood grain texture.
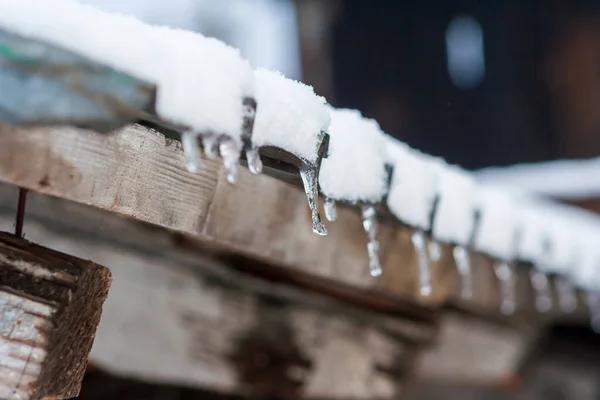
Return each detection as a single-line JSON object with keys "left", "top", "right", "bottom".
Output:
{"left": 0, "top": 124, "right": 588, "bottom": 324}
{"left": 0, "top": 232, "right": 111, "bottom": 400}
{"left": 0, "top": 123, "right": 455, "bottom": 307}
{"left": 0, "top": 193, "right": 436, "bottom": 398}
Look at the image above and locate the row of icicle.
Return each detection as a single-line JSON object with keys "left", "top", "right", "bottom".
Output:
{"left": 2, "top": 0, "right": 600, "bottom": 329}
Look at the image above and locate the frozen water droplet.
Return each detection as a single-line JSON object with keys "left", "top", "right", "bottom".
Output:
{"left": 324, "top": 197, "right": 337, "bottom": 222}
{"left": 299, "top": 163, "right": 327, "bottom": 236}
{"left": 181, "top": 131, "right": 202, "bottom": 173}
{"left": 411, "top": 230, "right": 432, "bottom": 296}
{"left": 453, "top": 245, "right": 473, "bottom": 300}
{"left": 530, "top": 269, "right": 552, "bottom": 313}
{"left": 428, "top": 240, "right": 442, "bottom": 262}
{"left": 246, "top": 147, "right": 263, "bottom": 175}
{"left": 202, "top": 135, "right": 219, "bottom": 160}
{"left": 362, "top": 205, "right": 382, "bottom": 277}
{"left": 555, "top": 275, "right": 577, "bottom": 313}
{"left": 494, "top": 260, "right": 516, "bottom": 315}
{"left": 219, "top": 139, "right": 240, "bottom": 184}
{"left": 587, "top": 292, "right": 600, "bottom": 333}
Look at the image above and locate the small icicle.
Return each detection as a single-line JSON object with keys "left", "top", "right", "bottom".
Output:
{"left": 324, "top": 197, "right": 337, "bottom": 222}
{"left": 299, "top": 163, "right": 327, "bottom": 236}
{"left": 494, "top": 260, "right": 516, "bottom": 315}
{"left": 529, "top": 270, "right": 552, "bottom": 313}
{"left": 428, "top": 240, "right": 442, "bottom": 262}
{"left": 555, "top": 275, "right": 577, "bottom": 313}
{"left": 411, "top": 230, "right": 432, "bottom": 296}
{"left": 181, "top": 131, "right": 202, "bottom": 173}
{"left": 246, "top": 147, "right": 263, "bottom": 175}
{"left": 453, "top": 245, "right": 473, "bottom": 300}
{"left": 219, "top": 139, "right": 240, "bottom": 184}
{"left": 361, "top": 205, "right": 382, "bottom": 277}
{"left": 586, "top": 291, "right": 600, "bottom": 333}
{"left": 202, "top": 135, "right": 220, "bottom": 160}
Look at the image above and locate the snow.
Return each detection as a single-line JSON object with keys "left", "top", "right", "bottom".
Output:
{"left": 319, "top": 108, "right": 389, "bottom": 203}
{"left": 0, "top": 0, "right": 254, "bottom": 143}
{"left": 79, "top": 0, "right": 303, "bottom": 80}
{"left": 544, "top": 204, "right": 600, "bottom": 279}
{"left": 5, "top": 0, "right": 600, "bottom": 291}
{"left": 514, "top": 201, "right": 549, "bottom": 265}
{"left": 570, "top": 231, "right": 600, "bottom": 290}
{"left": 476, "top": 157, "right": 600, "bottom": 200}
{"left": 472, "top": 187, "right": 518, "bottom": 260}
{"left": 477, "top": 160, "right": 600, "bottom": 283}
{"left": 512, "top": 194, "right": 600, "bottom": 280}
{"left": 385, "top": 140, "right": 441, "bottom": 231}
{"left": 431, "top": 166, "right": 478, "bottom": 246}
{"left": 251, "top": 68, "right": 330, "bottom": 163}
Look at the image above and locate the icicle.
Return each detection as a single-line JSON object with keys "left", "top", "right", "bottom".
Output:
{"left": 240, "top": 96, "right": 261, "bottom": 175}
{"left": 324, "top": 197, "right": 337, "bottom": 222}
{"left": 428, "top": 240, "right": 442, "bottom": 262}
{"left": 586, "top": 291, "right": 600, "bottom": 333}
{"left": 299, "top": 163, "right": 327, "bottom": 236}
{"left": 529, "top": 270, "right": 552, "bottom": 312}
{"left": 411, "top": 230, "right": 432, "bottom": 296}
{"left": 555, "top": 275, "right": 577, "bottom": 313}
{"left": 219, "top": 139, "right": 240, "bottom": 184}
{"left": 453, "top": 245, "right": 473, "bottom": 300}
{"left": 202, "top": 135, "right": 220, "bottom": 160}
{"left": 246, "top": 147, "right": 263, "bottom": 175}
{"left": 494, "top": 260, "right": 516, "bottom": 315}
{"left": 181, "top": 131, "right": 202, "bottom": 173}
{"left": 361, "top": 205, "right": 382, "bottom": 277}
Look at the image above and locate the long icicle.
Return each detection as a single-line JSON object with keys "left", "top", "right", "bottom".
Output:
{"left": 494, "top": 260, "right": 516, "bottom": 315}
{"left": 181, "top": 131, "right": 202, "bottom": 173}
{"left": 361, "top": 205, "right": 382, "bottom": 277}
{"left": 412, "top": 230, "right": 432, "bottom": 296}
{"left": 453, "top": 245, "right": 473, "bottom": 300}
{"left": 529, "top": 269, "right": 552, "bottom": 312}
{"left": 299, "top": 163, "right": 327, "bottom": 236}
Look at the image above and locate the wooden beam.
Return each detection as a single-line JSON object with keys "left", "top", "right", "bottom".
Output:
{"left": 0, "top": 232, "right": 111, "bottom": 400}
{"left": 0, "top": 123, "right": 453, "bottom": 307}
{"left": 0, "top": 124, "right": 588, "bottom": 324}
{"left": 416, "top": 311, "right": 542, "bottom": 385}
{"left": 0, "top": 189, "right": 437, "bottom": 398}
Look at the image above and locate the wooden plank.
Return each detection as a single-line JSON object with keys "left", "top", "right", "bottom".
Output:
{"left": 416, "top": 311, "right": 541, "bottom": 385}
{"left": 0, "top": 123, "right": 454, "bottom": 307}
{"left": 0, "top": 191, "right": 437, "bottom": 398}
{"left": 0, "top": 183, "right": 437, "bottom": 324}
{"left": 0, "top": 124, "right": 589, "bottom": 324}
{"left": 0, "top": 232, "right": 111, "bottom": 400}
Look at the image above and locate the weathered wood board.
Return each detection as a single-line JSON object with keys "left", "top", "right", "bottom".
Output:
{"left": 0, "top": 184, "right": 585, "bottom": 393}
{"left": 416, "top": 311, "right": 541, "bottom": 385}
{"left": 0, "top": 124, "right": 588, "bottom": 323}
{"left": 0, "top": 123, "right": 454, "bottom": 307}
{"left": 0, "top": 189, "right": 436, "bottom": 398}
{"left": 0, "top": 232, "right": 111, "bottom": 400}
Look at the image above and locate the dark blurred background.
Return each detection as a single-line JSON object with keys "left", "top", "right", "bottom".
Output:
{"left": 310, "top": 0, "right": 600, "bottom": 169}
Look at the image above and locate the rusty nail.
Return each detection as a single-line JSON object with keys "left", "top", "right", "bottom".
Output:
{"left": 15, "top": 188, "right": 28, "bottom": 238}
